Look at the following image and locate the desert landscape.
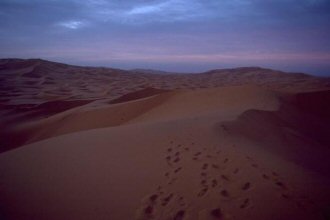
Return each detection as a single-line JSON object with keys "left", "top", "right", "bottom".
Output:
{"left": 0, "top": 58, "right": 330, "bottom": 220}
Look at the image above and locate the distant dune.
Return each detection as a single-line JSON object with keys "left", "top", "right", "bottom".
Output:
{"left": 0, "top": 59, "right": 329, "bottom": 220}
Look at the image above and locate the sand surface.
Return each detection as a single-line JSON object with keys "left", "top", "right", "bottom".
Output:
{"left": 0, "top": 59, "right": 330, "bottom": 220}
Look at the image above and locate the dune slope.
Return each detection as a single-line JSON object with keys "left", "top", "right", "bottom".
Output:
{"left": 0, "top": 85, "right": 329, "bottom": 220}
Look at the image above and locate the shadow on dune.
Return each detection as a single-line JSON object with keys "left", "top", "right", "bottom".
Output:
{"left": 1, "top": 99, "right": 94, "bottom": 120}
{"left": 0, "top": 99, "right": 94, "bottom": 153}
{"left": 0, "top": 88, "right": 171, "bottom": 153}
{"left": 223, "top": 89, "right": 330, "bottom": 176}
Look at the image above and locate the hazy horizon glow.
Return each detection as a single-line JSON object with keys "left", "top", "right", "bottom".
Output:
{"left": 0, "top": 0, "right": 330, "bottom": 75}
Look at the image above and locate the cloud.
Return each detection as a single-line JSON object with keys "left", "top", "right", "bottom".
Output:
{"left": 57, "top": 20, "right": 87, "bottom": 29}
{"left": 81, "top": 0, "right": 218, "bottom": 24}
{"left": 128, "top": 4, "right": 163, "bottom": 15}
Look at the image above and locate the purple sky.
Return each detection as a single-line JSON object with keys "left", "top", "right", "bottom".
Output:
{"left": 0, "top": 0, "right": 330, "bottom": 75}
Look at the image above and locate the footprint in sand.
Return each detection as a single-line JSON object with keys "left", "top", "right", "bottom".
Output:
{"left": 272, "top": 171, "right": 279, "bottom": 177}
{"left": 194, "top": 152, "right": 202, "bottom": 156}
{"left": 220, "top": 190, "right": 229, "bottom": 197}
{"left": 201, "top": 179, "right": 207, "bottom": 186}
{"left": 223, "top": 158, "right": 229, "bottom": 163}
{"left": 221, "top": 124, "right": 228, "bottom": 132}
{"left": 275, "top": 181, "right": 287, "bottom": 190}
{"left": 144, "top": 205, "right": 154, "bottom": 216}
{"left": 262, "top": 174, "right": 270, "bottom": 180}
{"left": 242, "top": 182, "right": 251, "bottom": 191}
{"left": 174, "top": 167, "right": 182, "bottom": 173}
{"left": 251, "top": 163, "right": 259, "bottom": 168}
{"left": 176, "top": 195, "right": 187, "bottom": 207}
{"left": 149, "top": 194, "right": 158, "bottom": 203}
{"left": 245, "top": 156, "right": 252, "bottom": 160}
{"left": 211, "top": 179, "right": 218, "bottom": 188}
{"left": 168, "top": 178, "right": 177, "bottom": 185}
{"left": 162, "top": 193, "right": 174, "bottom": 206}
{"left": 240, "top": 198, "right": 250, "bottom": 209}
{"left": 210, "top": 208, "right": 222, "bottom": 219}
{"left": 173, "top": 210, "right": 185, "bottom": 220}
{"left": 198, "top": 188, "right": 208, "bottom": 197}
{"left": 202, "top": 163, "right": 209, "bottom": 170}
{"left": 137, "top": 194, "right": 159, "bottom": 219}
{"left": 212, "top": 164, "right": 219, "bottom": 169}
{"left": 221, "top": 174, "right": 229, "bottom": 181}
{"left": 281, "top": 193, "right": 290, "bottom": 199}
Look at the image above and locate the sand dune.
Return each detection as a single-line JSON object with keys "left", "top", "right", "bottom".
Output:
{"left": 223, "top": 90, "right": 330, "bottom": 176}
{"left": 0, "top": 59, "right": 329, "bottom": 220}
{"left": 1, "top": 86, "right": 277, "bottom": 151}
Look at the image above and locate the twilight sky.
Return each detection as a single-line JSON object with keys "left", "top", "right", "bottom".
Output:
{"left": 0, "top": 0, "right": 330, "bottom": 75}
